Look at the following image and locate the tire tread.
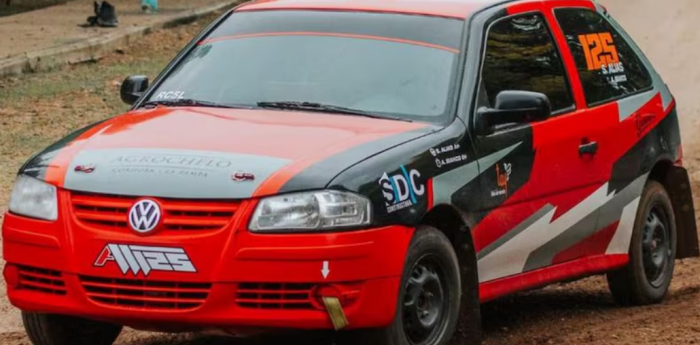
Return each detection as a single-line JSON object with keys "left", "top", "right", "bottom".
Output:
{"left": 607, "top": 180, "right": 676, "bottom": 306}
{"left": 22, "top": 312, "right": 122, "bottom": 345}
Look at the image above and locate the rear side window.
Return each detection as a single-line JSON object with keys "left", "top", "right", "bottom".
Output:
{"left": 481, "top": 13, "right": 573, "bottom": 113}
{"left": 554, "top": 8, "right": 652, "bottom": 106}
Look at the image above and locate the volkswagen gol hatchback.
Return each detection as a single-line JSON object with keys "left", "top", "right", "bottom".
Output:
{"left": 3, "top": 0, "right": 698, "bottom": 344}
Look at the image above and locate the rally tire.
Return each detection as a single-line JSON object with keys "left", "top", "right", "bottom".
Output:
{"left": 607, "top": 180, "right": 677, "bottom": 306}
{"left": 22, "top": 312, "right": 123, "bottom": 345}
{"left": 345, "top": 226, "right": 464, "bottom": 345}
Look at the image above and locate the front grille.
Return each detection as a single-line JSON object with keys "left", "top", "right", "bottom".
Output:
{"left": 71, "top": 192, "right": 240, "bottom": 232}
{"left": 17, "top": 266, "right": 66, "bottom": 295}
{"left": 80, "top": 276, "right": 211, "bottom": 310}
{"left": 235, "top": 283, "right": 316, "bottom": 310}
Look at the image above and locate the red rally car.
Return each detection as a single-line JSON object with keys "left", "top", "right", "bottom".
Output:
{"left": 3, "top": 0, "right": 698, "bottom": 344}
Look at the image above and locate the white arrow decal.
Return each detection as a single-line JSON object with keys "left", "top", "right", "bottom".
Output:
{"left": 321, "top": 261, "right": 330, "bottom": 279}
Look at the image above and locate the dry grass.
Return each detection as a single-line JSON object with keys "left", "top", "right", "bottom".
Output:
{"left": 0, "top": 12, "right": 220, "bottom": 343}
{"left": 0, "top": 0, "right": 72, "bottom": 18}
{"left": 0, "top": 15, "right": 215, "bottom": 212}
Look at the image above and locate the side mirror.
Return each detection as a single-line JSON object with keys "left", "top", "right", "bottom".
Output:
{"left": 120, "top": 75, "right": 149, "bottom": 105}
{"left": 475, "top": 90, "right": 551, "bottom": 136}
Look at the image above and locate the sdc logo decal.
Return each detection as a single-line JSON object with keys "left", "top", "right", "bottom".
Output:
{"left": 379, "top": 165, "right": 425, "bottom": 213}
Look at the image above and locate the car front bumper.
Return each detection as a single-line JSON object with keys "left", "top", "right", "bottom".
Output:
{"left": 2, "top": 208, "right": 413, "bottom": 332}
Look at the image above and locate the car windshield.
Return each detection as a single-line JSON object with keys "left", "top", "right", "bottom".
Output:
{"left": 145, "top": 10, "right": 464, "bottom": 123}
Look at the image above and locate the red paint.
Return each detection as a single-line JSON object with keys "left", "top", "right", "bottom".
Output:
{"left": 3, "top": 208, "right": 413, "bottom": 330}
{"left": 474, "top": 1, "right": 674, "bottom": 252}
{"left": 44, "top": 120, "right": 112, "bottom": 187}
{"left": 3, "top": 0, "right": 683, "bottom": 334}
{"left": 3, "top": 264, "right": 19, "bottom": 289}
{"left": 236, "top": 0, "right": 499, "bottom": 19}
{"left": 541, "top": 0, "right": 596, "bottom": 109}
{"left": 552, "top": 221, "right": 620, "bottom": 264}
{"left": 473, "top": 106, "right": 609, "bottom": 253}
{"left": 42, "top": 107, "right": 425, "bottom": 193}
{"left": 426, "top": 178, "right": 434, "bottom": 210}
{"left": 200, "top": 32, "right": 460, "bottom": 53}
{"left": 480, "top": 254, "right": 628, "bottom": 302}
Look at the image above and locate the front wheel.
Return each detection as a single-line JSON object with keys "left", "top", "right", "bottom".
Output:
{"left": 347, "top": 226, "right": 470, "bottom": 345}
{"left": 22, "top": 312, "right": 123, "bottom": 345}
{"left": 607, "top": 180, "right": 677, "bottom": 305}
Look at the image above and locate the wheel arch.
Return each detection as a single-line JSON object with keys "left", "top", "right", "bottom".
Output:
{"left": 419, "top": 204, "right": 482, "bottom": 340}
{"left": 420, "top": 204, "right": 478, "bottom": 283}
{"left": 648, "top": 159, "right": 699, "bottom": 259}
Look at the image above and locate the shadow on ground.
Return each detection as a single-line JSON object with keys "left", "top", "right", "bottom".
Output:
{"left": 124, "top": 286, "right": 618, "bottom": 345}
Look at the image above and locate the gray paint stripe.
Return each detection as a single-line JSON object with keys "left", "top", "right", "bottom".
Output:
{"left": 593, "top": 1, "right": 605, "bottom": 13}
{"left": 617, "top": 91, "right": 656, "bottom": 122}
{"left": 432, "top": 142, "right": 522, "bottom": 206}
{"left": 522, "top": 204, "right": 600, "bottom": 271}
{"left": 523, "top": 173, "right": 648, "bottom": 271}
{"left": 596, "top": 174, "right": 648, "bottom": 229}
{"left": 64, "top": 148, "right": 292, "bottom": 199}
{"left": 603, "top": 8, "right": 672, "bottom": 120}
{"left": 477, "top": 204, "right": 555, "bottom": 260}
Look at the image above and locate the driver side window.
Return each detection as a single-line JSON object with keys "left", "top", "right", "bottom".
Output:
{"left": 480, "top": 12, "right": 574, "bottom": 114}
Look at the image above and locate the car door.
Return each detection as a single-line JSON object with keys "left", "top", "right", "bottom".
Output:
{"left": 551, "top": 4, "right": 670, "bottom": 258}
{"left": 462, "top": 6, "right": 613, "bottom": 284}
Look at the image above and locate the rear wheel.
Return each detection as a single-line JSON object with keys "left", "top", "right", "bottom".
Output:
{"left": 607, "top": 180, "right": 677, "bottom": 305}
{"left": 22, "top": 312, "right": 122, "bottom": 345}
{"left": 346, "top": 226, "right": 472, "bottom": 345}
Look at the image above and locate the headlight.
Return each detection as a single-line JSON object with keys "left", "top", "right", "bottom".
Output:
{"left": 249, "top": 190, "right": 371, "bottom": 232}
{"left": 9, "top": 175, "right": 58, "bottom": 221}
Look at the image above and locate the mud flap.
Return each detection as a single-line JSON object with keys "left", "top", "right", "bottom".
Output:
{"left": 665, "top": 166, "right": 699, "bottom": 258}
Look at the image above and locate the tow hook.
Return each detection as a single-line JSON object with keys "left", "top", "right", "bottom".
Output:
{"left": 322, "top": 296, "right": 349, "bottom": 330}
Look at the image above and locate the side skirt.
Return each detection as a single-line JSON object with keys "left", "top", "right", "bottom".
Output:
{"left": 479, "top": 254, "right": 628, "bottom": 302}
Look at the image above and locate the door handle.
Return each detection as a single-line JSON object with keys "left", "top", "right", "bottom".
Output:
{"left": 579, "top": 141, "right": 598, "bottom": 156}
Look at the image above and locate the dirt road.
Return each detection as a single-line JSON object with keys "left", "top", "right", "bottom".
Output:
{"left": 2, "top": 0, "right": 700, "bottom": 344}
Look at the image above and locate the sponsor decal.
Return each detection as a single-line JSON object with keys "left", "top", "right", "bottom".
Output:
{"left": 379, "top": 165, "right": 425, "bottom": 213}
{"left": 491, "top": 162, "right": 512, "bottom": 197}
{"left": 109, "top": 154, "right": 234, "bottom": 179}
{"left": 111, "top": 155, "right": 233, "bottom": 168}
{"left": 128, "top": 199, "right": 162, "bottom": 234}
{"left": 74, "top": 164, "right": 96, "bottom": 173}
{"left": 154, "top": 91, "right": 185, "bottom": 100}
{"left": 112, "top": 167, "right": 210, "bottom": 178}
{"left": 232, "top": 171, "right": 255, "bottom": 182}
{"left": 435, "top": 154, "right": 468, "bottom": 168}
{"left": 94, "top": 244, "right": 196, "bottom": 276}
{"left": 430, "top": 143, "right": 460, "bottom": 157}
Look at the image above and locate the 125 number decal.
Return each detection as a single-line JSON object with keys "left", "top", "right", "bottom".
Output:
{"left": 578, "top": 32, "right": 619, "bottom": 70}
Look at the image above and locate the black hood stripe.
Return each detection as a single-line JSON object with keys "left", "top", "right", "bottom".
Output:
{"left": 278, "top": 126, "right": 437, "bottom": 193}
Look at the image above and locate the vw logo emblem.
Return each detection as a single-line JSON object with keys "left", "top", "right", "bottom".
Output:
{"left": 128, "top": 199, "right": 162, "bottom": 234}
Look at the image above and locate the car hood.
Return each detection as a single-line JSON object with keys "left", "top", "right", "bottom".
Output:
{"left": 21, "top": 107, "right": 434, "bottom": 199}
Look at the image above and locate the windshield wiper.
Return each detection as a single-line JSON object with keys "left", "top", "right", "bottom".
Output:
{"left": 257, "top": 101, "right": 412, "bottom": 122}
{"left": 140, "top": 99, "right": 249, "bottom": 109}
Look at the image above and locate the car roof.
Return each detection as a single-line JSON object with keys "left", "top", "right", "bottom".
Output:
{"left": 235, "top": 0, "right": 514, "bottom": 19}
